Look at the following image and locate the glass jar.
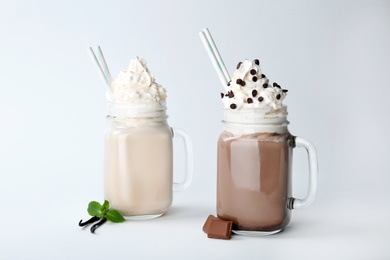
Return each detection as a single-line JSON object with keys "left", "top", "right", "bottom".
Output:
{"left": 217, "top": 106, "right": 318, "bottom": 235}
{"left": 104, "top": 102, "right": 193, "bottom": 219}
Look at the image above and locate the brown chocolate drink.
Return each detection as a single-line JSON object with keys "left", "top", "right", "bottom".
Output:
{"left": 217, "top": 131, "right": 293, "bottom": 231}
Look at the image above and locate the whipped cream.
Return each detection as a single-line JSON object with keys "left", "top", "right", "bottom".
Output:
{"left": 221, "top": 59, "right": 288, "bottom": 115}
{"left": 108, "top": 57, "right": 167, "bottom": 104}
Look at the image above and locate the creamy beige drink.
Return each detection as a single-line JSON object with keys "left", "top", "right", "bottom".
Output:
{"left": 105, "top": 118, "right": 173, "bottom": 217}
{"left": 104, "top": 57, "right": 173, "bottom": 218}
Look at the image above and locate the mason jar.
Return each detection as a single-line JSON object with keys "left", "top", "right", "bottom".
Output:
{"left": 217, "top": 106, "right": 318, "bottom": 235}
{"left": 105, "top": 102, "right": 193, "bottom": 219}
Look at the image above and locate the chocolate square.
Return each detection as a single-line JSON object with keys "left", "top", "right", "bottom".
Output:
{"left": 203, "top": 215, "right": 233, "bottom": 240}
{"left": 203, "top": 215, "right": 218, "bottom": 233}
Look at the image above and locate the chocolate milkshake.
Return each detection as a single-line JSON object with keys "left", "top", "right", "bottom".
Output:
{"left": 217, "top": 59, "right": 295, "bottom": 233}
{"left": 217, "top": 131, "right": 292, "bottom": 231}
{"left": 200, "top": 29, "right": 319, "bottom": 235}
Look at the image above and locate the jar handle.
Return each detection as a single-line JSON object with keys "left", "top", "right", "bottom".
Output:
{"left": 290, "top": 136, "right": 319, "bottom": 209}
{"left": 171, "top": 128, "right": 194, "bottom": 192}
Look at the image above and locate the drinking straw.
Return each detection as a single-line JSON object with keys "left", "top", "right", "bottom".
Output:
{"left": 88, "top": 46, "right": 112, "bottom": 87}
{"left": 199, "top": 28, "right": 230, "bottom": 89}
{"left": 97, "top": 46, "right": 113, "bottom": 84}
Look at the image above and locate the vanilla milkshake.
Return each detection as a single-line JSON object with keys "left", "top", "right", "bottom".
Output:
{"left": 104, "top": 57, "right": 180, "bottom": 218}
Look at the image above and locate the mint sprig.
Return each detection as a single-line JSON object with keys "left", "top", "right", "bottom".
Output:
{"left": 79, "top": 200, "right": 125, "bottom": 233}
{"left": 87, "top": 201, "right": 104, "bottom": 218}
{"left": 87, "top": 200, "right": 125, "bottom": 223}
{"left": 106, "top": 209, "right": 126, "bottom": 223}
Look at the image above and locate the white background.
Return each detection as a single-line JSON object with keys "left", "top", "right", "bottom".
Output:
{"left": 1, "top": 0, "right": 389, "bottom": 259}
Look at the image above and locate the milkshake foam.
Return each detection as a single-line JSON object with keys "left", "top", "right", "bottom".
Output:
{"left": 108, "top": 57, "right": 167, "bottom": 106}
{"left": 221, "top": 59, "right": 289, "bottom": 135}
{"left": 221, "top": 59, "right": 288, "bottom": 116}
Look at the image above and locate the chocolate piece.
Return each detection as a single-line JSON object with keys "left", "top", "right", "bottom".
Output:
{"left": 252, "top": 89, "right": 258, "bottom": 97}
{"left": 208, "top": 220, "right": 233, "bottom": 239}
{"left": 261, "top": 74, "right": 266, "bottom": 78}
{"left": 203, "top": 215, "right": 218, "bottom": 233}
{"left": 276, "top": 94, "right": 281, "bottom": 100}
{"left": 220, "top": 93, "right": 224, "bottom": 99}
{"left": 250, "top": 69, "right": 256, "bottom": 75}
{"left": 252, "top": 76, "right": 258, "bottom": 82}
{"left": 258, "top": 96, "right": 264, "bottom": 102}
{"left": 236, "top": 62, "right": 242, "bottom": 69}
{"left": 228, "top": 90, "right": 234, "bottom": 98}
{"left": 254, "top": 59, "right": 260, "bottom": 65}
{"left": 273, "top": 82, "right": 281, "bottom": 88}
{"left": 203, "top": 215, "right": 233, "bottom": 240}
{"left": 236, "top": 79, "right": 242, "bottom": 85}
{"left": 263, "top": 83, "right": 268, "bottom": 88}
{"left": 227, "top": 80, "right": 231, "bottom": 86}
{"left": 240, "top": 80, "right": 246, "bottom": 86}
{"left": 247, "top": 98, "right": 253, "bottom": 104}
{"left": 230, "top": 103, "right": 237, "bottom": 109}
{"left": 283, "top": 89, "right": 288, "bottom": 93}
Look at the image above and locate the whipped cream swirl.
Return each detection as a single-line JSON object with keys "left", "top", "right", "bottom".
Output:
{"left": 221, "top": 59, "right": 288, "bottom": 115}
{"left": 108, "top": 57, "right": 167, "bottom": 104}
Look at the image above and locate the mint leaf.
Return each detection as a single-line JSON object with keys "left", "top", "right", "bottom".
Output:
{"left": 87, "top": 201, "right": 103, "bottom": 218}
{"left": 106, "top": 209, "right": 125, "bottom": 223}
{"left": 102, "top": 200, "right": 110, "bottom": 215}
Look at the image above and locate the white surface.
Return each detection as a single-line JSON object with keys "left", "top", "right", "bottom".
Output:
{"left": 1, "top": 0, "right": 389, "bottom": 259}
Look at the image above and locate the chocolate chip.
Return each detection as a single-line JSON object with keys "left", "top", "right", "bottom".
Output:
{"left": 230, "top": 103, "right": 237, "bottom": 109}
{"left": 254, "top": 59, "right": 260, "bottom": 65}
{"left": 236, "top": 79, "right": 242, "bottom": 85}
{"left": 258, "top": 96, "right": 264, "bottom": 102}
{"left": 273, "top": 82, "right": 281, "bottom": 88}
{"left": 261, "top": 74, "right": 266, "bottom": 78}
{"left": 247, "top": 98, "right": 253, "bottom": 104}
{"left": 252, "top": 89, "right": 258, "bottom": 97}
{"left": 276, "top": 94, "right": 281, "bottom": 100}
{"left": 250, "top": 69, "right": 256, "bottom": 75}
{"left": 236, "top": 62, "right": 242, "bottom": 69}
{"left": 228, "top": 91, "right": 234, "bottom": 98}
{"left": 252, "top": 76, "right": 258, "bottom": 82}
{"left": 240, "top": 80, "right": 246, "bottom": 86}
{"left": 220, "top": 93, "right": 224, "bottom": 99}
{"left": 227, "top": 80, "right": 231, "bottom": 86}
{"left": 283, "top": 89, "right": 288, "bottom": 93}
{"left": 263, "top": 83, "right": 268, "bottom": 88}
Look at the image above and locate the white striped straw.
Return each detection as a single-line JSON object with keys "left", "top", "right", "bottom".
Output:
{"left": 199, "top": 28, "right": 230, "bottom": 90}
{"left": 97, "top": 46, "right": 113, "bottom": 84}
{"left": 88, "top": 46, "right": 112, "bottom": 88}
